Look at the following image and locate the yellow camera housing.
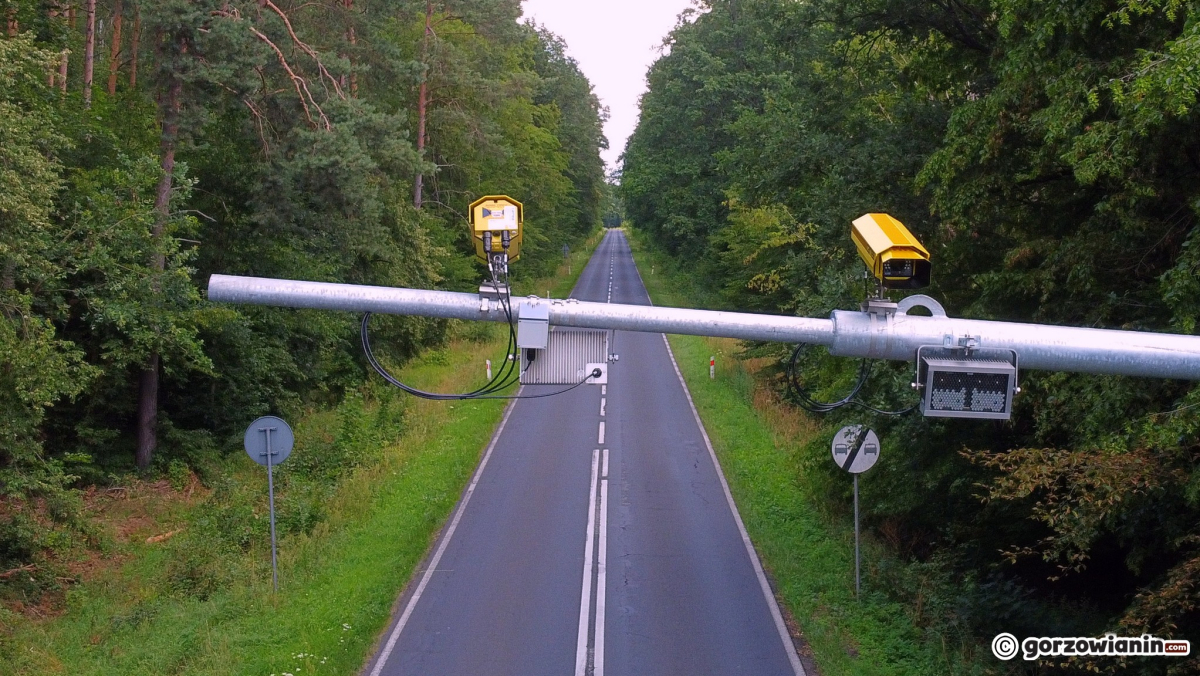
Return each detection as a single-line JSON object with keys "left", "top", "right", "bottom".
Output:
{"left": 851, "top": 213, "right": 931, "bottom": 290}
{"left": 469, "top": 195, "right": 523, "bottom": 263}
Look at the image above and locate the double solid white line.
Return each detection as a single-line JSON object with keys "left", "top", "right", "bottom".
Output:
{"left": 576, "top": 232, "right": 614, "bottom": 676}
{"left": 575, "top": 448, "right": 609, "bottom": 676}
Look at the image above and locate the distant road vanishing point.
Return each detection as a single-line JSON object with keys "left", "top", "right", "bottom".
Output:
{"left": 363, "top": 230, "right": 806, "bottom": 676}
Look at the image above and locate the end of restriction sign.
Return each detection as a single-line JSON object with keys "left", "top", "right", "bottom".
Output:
{"left": 831, "top": 425, "right": 880, "bottom": 474}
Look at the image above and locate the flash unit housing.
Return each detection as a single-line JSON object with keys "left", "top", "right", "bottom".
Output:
{"left": 852, "top": 213, "right": 931, "bottom": 289}
{"left": 469, "top": 195, "right": 524, "bottom": 263}
{"left": 917, "top": 348, "right": 1017, "bottom": 420}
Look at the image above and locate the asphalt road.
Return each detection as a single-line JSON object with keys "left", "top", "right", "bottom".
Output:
{"left": 364, "top": 230, "right": 804, "bottom": 676}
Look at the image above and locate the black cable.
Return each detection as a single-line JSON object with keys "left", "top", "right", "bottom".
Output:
{"left": 785, "top": 343, "right": 869, "bottom": 413}
{"left": 848, "top": 400, "right": 920, "bottom": 416}
{"left": 360, "top": 255, "right": 601, "bottom": 400}
{"left": 785, "top": 343, "right": 918, "bottom": 417}
{"left": 363, "top": 255, "right": 518, "bottom": 398}
{"left": 362, "top": 314, "right": 600, "bottom": 399}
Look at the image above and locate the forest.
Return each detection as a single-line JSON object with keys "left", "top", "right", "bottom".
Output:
{"left": 1, "top": 0, "right": 605, "bottom": 598}
{"left": 621, "top": 0, "right": 1200, "bottom": 672}
{"left": 7, "top": 0, "right": 1200, "bottom": 671}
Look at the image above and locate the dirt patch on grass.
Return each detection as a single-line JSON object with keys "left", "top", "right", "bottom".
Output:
{"left": 82, "top": 475, "right": 207, "bottom": 544}
{"left": 1, "top": 474, "right": 211, "bottom": 619}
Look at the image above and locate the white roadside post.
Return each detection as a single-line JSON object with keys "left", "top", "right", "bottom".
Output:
{"left": 710, "top": 356, "right": 715, "bottom": 379}
{"left": 832, "top": 425, "right": 880, "bottom": 600}
{"left": 486, "top": 359, "right": 492, "bottom": 380}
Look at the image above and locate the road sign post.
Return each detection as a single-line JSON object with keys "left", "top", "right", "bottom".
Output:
{"left": 832, "top": 424, "right": 880, "bottom": 599}
{"left": 244, "top": 415, "right": 294, "bottom": 592}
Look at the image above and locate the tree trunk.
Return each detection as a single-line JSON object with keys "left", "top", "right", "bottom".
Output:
{"left": 348, "top": 25, "right": 357, "bottom": 96}
{"left": 413, "top": 77, "right": 426, "bottom": 208}
{"left": 68, "top": 2, "right": 75, "bottom": 29}
{"left": 135, "top": 354, "right": 159, "bottom": 469}
{"left": 47, "top": 6, "right": 58, "bottom": 87}
{"left": 58, "top": 50, "right": 68, "bottom": 92}
{"left": 83, "top": 0, "right": 95, "bottom": 106}
{"left": 413, "top": 1, "right": 432, "bottom": 209}
{"left": 128, "top": 7, "right": 139, "bottom": 89}
{"left": 108, "top": 0, "right": 123, "bottom": 96}
{"left": 341, "top": 0, "right": 356, "bottom": 96}
{"left": 5, "top": 8, "right": 16, "bottom": 36}
{"left": 50, "top": 3, "right": 67, "bottom": 91}
{"left": 136, "top": 43, "right": 182, "bottom": 471}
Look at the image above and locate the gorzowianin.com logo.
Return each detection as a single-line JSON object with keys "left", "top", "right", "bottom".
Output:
{"left": 992, "top": 632, "right": 1191, "bottom": 661}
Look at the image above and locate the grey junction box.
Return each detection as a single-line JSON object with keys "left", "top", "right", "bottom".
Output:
{"left": 921, "top": 357, "right": 1016, "bottom": 420}
{"left": 516, "top": 301, "right": 549, "bottom": 349}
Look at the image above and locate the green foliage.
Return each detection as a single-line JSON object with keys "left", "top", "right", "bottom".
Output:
{"left": 0, "top": 0, "right": 605, "bottom": 601}
{"left": 623, "top": 0, "right": 1200, "bottom": 670}
{"left": 0, "top": 33, "right": 93, "bottom": 576}
{"left": 0, "top": 243, "right": 599, "bottom": 675}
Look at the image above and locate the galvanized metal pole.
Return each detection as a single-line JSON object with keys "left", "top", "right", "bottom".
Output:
{"left": 207, "top": 274, "right": 834, "bottom": 344}
{"left": 854, "top": 474, "right": 860, "bottom": 600}
{"left": 207, "top": 275, "right": 1200, "bottom": 381}
{"left": 265, "top": 425, "right": 279, "bottom": 592}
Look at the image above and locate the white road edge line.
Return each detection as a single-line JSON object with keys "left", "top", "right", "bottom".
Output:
{"left": 575, "top": 449, "right": 601, "bottom": 676}
{"left": 600, "top": 397, "right": 606, "bottom": 417}
{"left": 623, "top": 228, "right": 806, "bottom": 676}
{"left": 596, "top": 448, "right": 609, "bottom": 676}
{"left": 368, "top": 389, "right": 524, "bottom": 676}
{"left": 598, "top": 421, "right": 605, "bottom": 444}
{"left": 658, "top": 333, "right": 807, "bottom": 676}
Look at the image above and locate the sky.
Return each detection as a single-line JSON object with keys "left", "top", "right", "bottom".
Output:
{"left": 520, "top": 0, "right": 698, "bottom": 173}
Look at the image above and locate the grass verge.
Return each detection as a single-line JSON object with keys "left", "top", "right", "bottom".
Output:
{"left": 0, "top": 229, "right": 605, "bottom": 676}
{"left": 627, "top": 227, "right": 961, "bottom": 676}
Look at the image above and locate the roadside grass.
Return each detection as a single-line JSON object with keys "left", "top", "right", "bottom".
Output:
{"left": 0, "top": 228, "right": 604, "bottom": 676}
{"left": 626, "top": 228, "right": 961, "bottom": 676}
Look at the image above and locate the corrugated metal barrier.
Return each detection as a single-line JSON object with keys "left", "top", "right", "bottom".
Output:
{"left": 521, "top": 328, "right": 608, "bottom": 384}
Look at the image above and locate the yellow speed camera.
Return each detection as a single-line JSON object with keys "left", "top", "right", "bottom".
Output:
{"left": 469, "top": 195, "right": 523, "bottom": 263}
{"left": 851, "top": 213, "right": 930, "bottom": 289}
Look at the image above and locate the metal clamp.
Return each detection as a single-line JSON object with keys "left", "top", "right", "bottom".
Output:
{"left": 897, "top": 294, "right": 947, "bottom": 317}
{"left": 942, "top": 334, "right": 981, "bottom": 352}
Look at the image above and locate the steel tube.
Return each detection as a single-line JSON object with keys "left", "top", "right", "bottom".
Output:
{"left": 207, "top": 274, "right": 1200, "bottom": 380}
{"left": 206, "top": 275, "right": 836, "bottom": 344}
{"left": 829, "top": 310, "right": 1200, "bottom": 380}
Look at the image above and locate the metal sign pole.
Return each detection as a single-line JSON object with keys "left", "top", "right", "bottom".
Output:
{"left": 264, "top": 425, "right": 279, "bottom": 592}
{"left": 832, "top": 424, "right": 877, "bottom": 601}
{"left": 854, "top": 474, "right": 860, "bottom": 600}
{"left": 244, "top": 416, "right": 293, "bottom": 595}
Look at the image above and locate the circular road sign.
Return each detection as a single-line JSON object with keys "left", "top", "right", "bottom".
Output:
{"left": 244, "top": 416, "right": 294, "bottom": 467}
{"left": 831, "top": 425, "right": 880, "bottom": 474}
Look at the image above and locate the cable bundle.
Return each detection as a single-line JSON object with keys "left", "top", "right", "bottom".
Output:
{"left": 785, "top": 343, "right": 918, "bottom": 416}
{"left": 361, "top": 261, "right": 599, "bottom": 400}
